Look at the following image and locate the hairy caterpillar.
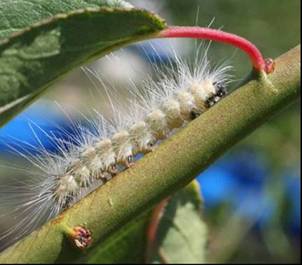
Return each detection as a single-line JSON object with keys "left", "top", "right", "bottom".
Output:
{"left": 0, "top": 40, "right": 232, "bottom": 250}
{"left": 0, "top": 8, "right": 276, "bottom": 250}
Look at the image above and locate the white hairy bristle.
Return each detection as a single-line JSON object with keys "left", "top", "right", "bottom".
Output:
{"left": 0, "top": 42, "right": 232, "bottom": 250}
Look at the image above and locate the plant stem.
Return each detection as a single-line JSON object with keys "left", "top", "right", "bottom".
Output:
{"left": 159, "top": 26, "right": 275, "bottom": 73}
{"left": 0, "top": 45, "right": 300, "bottom": 264}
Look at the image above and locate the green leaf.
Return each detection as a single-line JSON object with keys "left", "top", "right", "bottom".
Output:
{"left": 151, "top": 181, "right": 207, "bottom": 264}
{"left": 0, "top": 0, "right": 133, "bottom": 39}
{"left": 0, "top": 2, "right": 166, "bottom": 126}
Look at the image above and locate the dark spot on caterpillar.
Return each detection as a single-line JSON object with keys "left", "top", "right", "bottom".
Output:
{"left": 62, "top": 195, "right": 74, "bottom": 210}
{"left": 205, "top": 96, "right": 215, "bottom": 108}
{"left": 124, "top": 155, "right": 135, "bottom": 168}
{"left": 190, "top": 109, "right": 200, "bottom": 120}
{"left": 205, "top": 82, "right": 228, "bottom": 108}
{"left": 127, "top": 155, "right": 134, "bottom": 164}
{"left": 148, "top": 141, "right": 155, "bottom": 148}
{"left": 213, "top": 81, "right": 227, "bottom": 98}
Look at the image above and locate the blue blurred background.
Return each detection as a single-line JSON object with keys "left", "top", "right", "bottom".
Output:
{"left": 0, "top": 0, "right": 300, "bottom": 262}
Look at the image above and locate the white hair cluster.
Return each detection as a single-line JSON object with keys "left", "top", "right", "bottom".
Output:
{"left": 0, "top": 42, "right": 232, "bottom": 250}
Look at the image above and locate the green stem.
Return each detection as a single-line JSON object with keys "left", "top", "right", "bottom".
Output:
{"left": 0, "top": 45, "right": 300, "bottom": 264}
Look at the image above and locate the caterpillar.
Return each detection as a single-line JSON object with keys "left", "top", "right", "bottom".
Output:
{"left": 0, "top": 40, "right": 232, "bottom": 250}
{"left": 0, "top": 15, "right": 274, "bottom": 250}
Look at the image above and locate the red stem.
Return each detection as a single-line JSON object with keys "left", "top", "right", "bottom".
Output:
{"left": 159, "top": 26, "right": 274, "bottom": 74}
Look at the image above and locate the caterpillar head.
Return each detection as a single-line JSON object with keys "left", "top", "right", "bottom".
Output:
{"left": 214, "top": 81, "right": 227, "bottom": 98}
{"left": 205, "top": 81, "right": 227, "bottom": 107}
